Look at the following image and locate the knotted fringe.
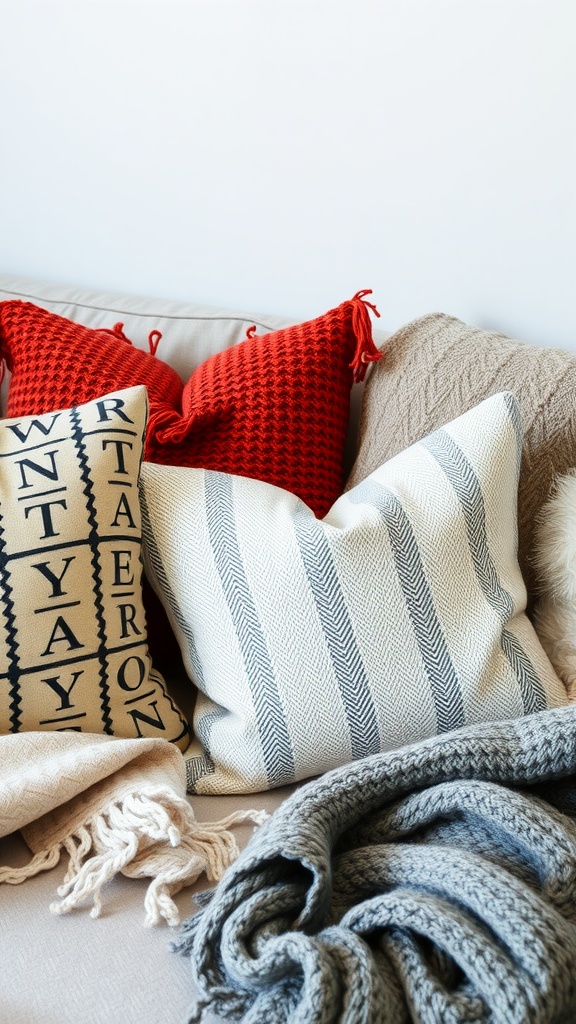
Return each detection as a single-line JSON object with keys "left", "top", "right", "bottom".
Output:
{"left": 0, "top": 786, "right": 267, "bottom": 927}
{"left": 348, "top": 289, "right": 382, "bottom": 383}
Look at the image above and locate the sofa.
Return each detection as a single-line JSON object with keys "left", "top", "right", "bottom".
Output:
{"left": 1, "top": 273, "right": 576, "bottom": 1023}
{"left": 0, "top": 275, "right": 313, "bottom": 1024}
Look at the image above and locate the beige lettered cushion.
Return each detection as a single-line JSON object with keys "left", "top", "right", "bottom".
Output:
{"left": 0, "top": 386, "right": 190, "bottom": 749}
{"left": 346, "top": 313, "right": 576, "bottom": 603}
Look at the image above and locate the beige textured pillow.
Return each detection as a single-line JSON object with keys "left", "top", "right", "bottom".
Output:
{"left": 346, "top": 313, "right": 576, "bottom": 603}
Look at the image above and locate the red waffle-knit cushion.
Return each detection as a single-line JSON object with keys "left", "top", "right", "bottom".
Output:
{"left": 0, "top": 292, "right": 381, "bottom": 518}
{"left": 145, "top": 291, "right": 382, "bottom": 517}
{"left": 1, "top": 301, "right": 183, "bottom": 453}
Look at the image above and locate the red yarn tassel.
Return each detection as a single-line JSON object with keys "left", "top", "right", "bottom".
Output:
{"left": 245, "top": 325, "right": 257, "bottom": 340}
{"left": 97, "top": 323, "right": 162, "bottom": 356}
{"left": 147, "top": 406, "right": 189, "bottom": 445}
{"left": 348, "top": 289, "right": 382, "bottom": 383}
{"left": 97, "top": 323, "right": 133, "bottom": 346}
{"left": 148, "top": 329, "right": 162, "bottom": 356}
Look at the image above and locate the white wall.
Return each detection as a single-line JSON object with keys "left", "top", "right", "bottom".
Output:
{"left": 1, "top": 0, "right": 574, "bottom": 347}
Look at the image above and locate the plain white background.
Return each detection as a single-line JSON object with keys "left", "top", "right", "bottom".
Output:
{"left": 1, "top": 0, "right": 575, "bottom": 346}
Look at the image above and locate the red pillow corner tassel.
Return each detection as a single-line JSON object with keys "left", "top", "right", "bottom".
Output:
{"left": 97, "top": 322, "right": 134, "bottom": 346}
{"left": 349, "top": 289, "right": 383, "bottom": 383}
{"left": 147, "top": 406, "right": 189, "bottom": 446}
{"left": 148, "top": 329, "right": 162, "bottom": 357}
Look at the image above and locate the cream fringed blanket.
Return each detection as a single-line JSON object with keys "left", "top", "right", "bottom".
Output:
{"left": 0, "top": 732, "right": 265, "bottom": 925}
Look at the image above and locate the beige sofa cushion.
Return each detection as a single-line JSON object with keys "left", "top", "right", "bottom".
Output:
{"left": 0, "top": 274, "right": 295, "bottom": 383}
{"left": 346, "top": 313, "right": 576, "bottom": 603}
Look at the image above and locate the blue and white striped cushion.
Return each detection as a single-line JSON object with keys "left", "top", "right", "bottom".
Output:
{"left": 140, "top": 392, "right": 568, "bottom": 794}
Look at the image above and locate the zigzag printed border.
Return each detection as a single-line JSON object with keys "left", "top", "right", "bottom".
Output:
{"left": 0, "top": 511, "right": 22, "bottom": 731}
{"left": 69, "top": 406, "right": 114, "bottom": 733}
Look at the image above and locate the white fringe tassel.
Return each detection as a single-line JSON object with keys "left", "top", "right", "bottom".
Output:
{"left": 1, "top": 786, "right": 268, "bottom": 926}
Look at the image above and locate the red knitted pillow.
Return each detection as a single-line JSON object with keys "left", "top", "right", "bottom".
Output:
{"left": 0, "top": 301, "right": 183, "bottom": 452}
{"left": 145, "top": 290, "right": 382, "bottom": 516}
{"left": 0, "top": 291, "right": 381, "bottom": 518}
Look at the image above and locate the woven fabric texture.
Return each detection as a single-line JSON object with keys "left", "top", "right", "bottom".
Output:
{"left": 346, "top": 312, "right": 576, "bottom": 603}
{"left": 0, "top": 386, "right": 189, "bottom": 747}
{"left": 0, "top": 293, "right": 380, "bottom": 519}
{"left": 175, "top": 703, "right": 576, "bottom": 1024}
{"left": 140, "top": 392, "right": 567, "bottom": 795}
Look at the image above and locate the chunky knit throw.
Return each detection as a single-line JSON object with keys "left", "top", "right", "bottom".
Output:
{"left": 176, "top": 705, "right": 576, "bottom": 1023}
{"left": 0, "top": 291, "right": 381, "bottom": 519}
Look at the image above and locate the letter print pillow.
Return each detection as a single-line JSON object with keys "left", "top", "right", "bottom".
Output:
{"left": 140, "top": 392, "right": 568, "bottom": 794}
{"left": 0, "top": 385, "right": 190, "bottom": 748}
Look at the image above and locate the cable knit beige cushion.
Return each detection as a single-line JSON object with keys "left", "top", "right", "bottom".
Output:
{"left": 346, "top": 313, "right": 576, "bottom": 605}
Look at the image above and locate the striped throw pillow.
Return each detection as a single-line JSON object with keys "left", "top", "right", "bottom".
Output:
{"left": 140, "top": 392, "right": 568, "bottom": 794}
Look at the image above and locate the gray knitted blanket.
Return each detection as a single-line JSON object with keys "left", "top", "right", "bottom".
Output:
{"left": 175, "top": 706, "right": 576, "bottom": 1023}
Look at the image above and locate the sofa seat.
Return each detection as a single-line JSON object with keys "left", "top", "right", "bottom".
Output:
{"left": 0, "top": 787, "right": 295, "bottom": 1024}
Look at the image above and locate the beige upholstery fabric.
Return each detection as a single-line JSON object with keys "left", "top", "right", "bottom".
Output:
{"left": 346, "top": 313, "right": 576, "bottom": 604}
{"left": 0, "top": 274, "right": 295, "bottom": 384}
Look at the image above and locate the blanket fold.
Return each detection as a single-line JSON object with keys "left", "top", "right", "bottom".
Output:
{"left": 175, "top": 705, "right": 576, "bottom": 1023}
{"left": 0, "top": 732, "right": 266, "bottom": 926}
